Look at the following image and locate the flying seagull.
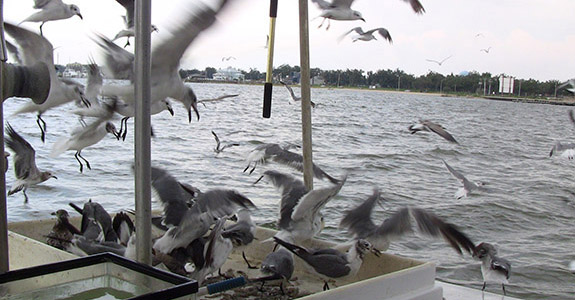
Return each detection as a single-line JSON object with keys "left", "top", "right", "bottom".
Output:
{"left": 20, "top": 0, "right": 83, "bottom": 36}
{"left": 112, "top": 0, "right": 159, "bottom": 48}
{"left": 279, "top": 81, "right": 316, "bottom": 107}
{"left": 339, "top": 188, "right": 476, "bottom": 254}
{"left": 426, "top": 55, "right": 453, "bottom": 66}
{"left": 4, "top": 22, "right": 89, "bottom": 142}
{"left": 473, "top": 242, "right": 511, "bottom": 296}
{"left": 211, "top": 131, "right": 240, "bottom": 154}
{"left": 408, "top": 119, "right": 458, "bottom": 144}
{"left": 221, "top": 56, "right": 236, "bottom": 61}
{"left": 442, "top": 160, "right": 487, "bottom": 199}
{"left": 339, "top": 27, "right": 392, "bottom": 44}
{"left": 5, "top": 123, "right": 57, "bottom": 203}
{"left": 480, "top": 47, "right": 492, "bottom": 53}
{"left": 558, "top": 79, "right": 575, "bottom": 94}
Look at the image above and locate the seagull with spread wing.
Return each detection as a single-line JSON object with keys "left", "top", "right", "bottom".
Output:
{"left": 279, "top": 81, "right": 316, "bottom": 107}
{"left": 20, "top": 0, "right": 83, "bottom": 36}
{"left": 442, "top": 160, "right": 487, "bottom": 199}
{"left": 408, "top": 119, "right": 458, "bottom": 144}
{"left": 426, "top": 55, "right": 453, "bottom": 66}
{"left": 339, "top": 27, "right": 392, "bottom": 44}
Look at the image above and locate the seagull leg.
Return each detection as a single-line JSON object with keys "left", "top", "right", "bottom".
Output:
{"left": 322, "top": 281, "right": 330, "bottom": 291}
{"left": 243, "top": 163, "right": 251, "bottom": 173}
{"left": 75, "top": 151, "right": 85, "bottom": 173}
{"left": 318, "top": 18, "right": 325, "bottom": 29}
{"left": 121, "top": 117, "right": 129, "bottom": 141}
{"left": 78, "top": 151, "right": 91, "bottom": 171}
{"left": 482, "top": 281, "right": 486, "bottom": 291}
{"left": 242, "top": 251, "right": 258, "bottom": 269}
{"left": 279, "top": 281, "right": 286, "bottom": 295}
{"left": 37, "top": 113, "right": 47, "bottom": 143}
{"left": 502, "top": 284, "right": 506, "bottom": 296}
{"left": 124, "top": 38, "right": 130, "bottom": 48}
{"left": 249, "top": 163, "right": 257, "bottom": 175}
{"left": 39, "top": 22, "right": 45, "bottom": 37}
{"left": 22, "top": 188, "right": 29, "bottom": 203}
{"left": 326, "top": 20, "right": 331, "bottom": 31}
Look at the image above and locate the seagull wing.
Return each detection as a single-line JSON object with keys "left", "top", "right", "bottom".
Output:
{"left": 290, "top": 175, "right": 346, "bottom": 223}
{"left": 84, "top": 63, "right": 103, "bottom": 103}
{"left": 422, "top": 121, "right": 458, "bottom": 143}
{"left": 203, "top": 217, "right": 227, "bottom": 268}
{"left": 442, "top": 160, "right": 466, "bottom": 183}
{"left": 261, "top": 170, "right": 308, "bottom": 230}
{"left": 440, "top": 55, "right": 453, "bottom": 64}
{"left": 270, "top": 148, "right": 340, "bottom": 183}
{"left": 93, "top": 34, "right": 134, "bottom": 81}
{"left": 426, "top": 59, "right": 440, "bottom": 65}
{"left": 279, "top": 81, "right": 299, "bottom": 101}
{"left": 311, "top": 0, "right": 334, "bottom": 10}
{"left": 194, "top": 189, "right": 256, "bottom": 221}
{"left": 401, "top": 0, "right": 425, "bottom": 14}
{"left": 338, "top": 27, "right": 364, "bottom": 42}
{"left": 339, "top": 188, "right": 380, "bottom": 238}
{"left": 331, "top": 0, "right": 355, "bottom": 9}
{"left": 491, "top": 257, "right": 512, "bottom": 279}
{"left": 150, "top": 166, "right": 191, "bottom": 227}
{"left": 211, "top": 131, "right": 221, "bottom": 150}
{"left": 115, "top": 0, "right": 135, "bottom": 29}
{"left": 5, "top": 123, "right": 39, "bottom": 180}
{"left": 33, "top": 0, "right": 58, "bottom": 9}
{"left": 373, "top": 28, "right": 393, "bottom": 43}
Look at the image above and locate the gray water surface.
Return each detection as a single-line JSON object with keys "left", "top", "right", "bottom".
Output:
{"left": 5, "top": 83, "right": 574, "bottom": 299}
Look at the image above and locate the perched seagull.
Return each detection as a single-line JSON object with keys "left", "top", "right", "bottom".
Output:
{"left": 20, "top": 0, "right": 83, "bottom": 36}
{"left": 442, "top": 160, "right": 487, "bottom": 199}
{"left": 150, "top": 166, "right": 256, "bottom": 254}
{"left": 70, "top": 199, "right": 119, "bottom": 243}
{"left": 279, "top": 81, "right": 316, "bottom": 108}
{"left": 96, "top": 2, "right": 234, "bottom": 123}
{"left": 112, "top": 211, "right": 135, "bottom": 246}
{"left": 256, "top": 170, "right": 346, "bottom": 244}
{"left": 221, "top": 208, "right": 257, "bottom": 268}
{"left": 257, "top": 246, "right": 295, "bottom": 294}
{"left": 112, "top": 0, "right": 159, "bottom": 48}
{"left": 191, "top": 218, "right": 233, "bottom": 285}
{"left": 480, "top": 47, "right": 492, "bottom": 54}
{"left": 426, "top": 55, "right": 453, "bottom": 66}
{"left": 50, "top": 117, "right": 120, "bottom": 173}
{"left": 4, "top": 22, "right": 89, "bottom": 142}
{"left": 310, "top": 0, "right": 365, "bottom": 30}
{"left": 274, "top": 237, "right": 378, "bottom": 291}
{"left": 46, "top": 209, "right": 81, "bottom": 250}
{"left": 339, "top": 188, "right": 476, "bottom": 254}
{"left": 338, "top": 27, "right": 392, "bottom": 44}
{"left": 474, "top": 242, "right": 511, "bottom": 296}
{"left": 5, "top": 123, "right": 57, "bottom": 203}
{"left": 408, "top": 119, "right": 458, "bottom": 144}
{"left": 211, "top": 131, "right": 240, "bottom": 154}
{"left": 245, "top": 143, "right": 339, "bottom": 184}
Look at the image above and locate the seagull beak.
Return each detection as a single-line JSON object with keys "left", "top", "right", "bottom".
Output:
{"left": 361, "top": 18, "right": 366, "bottom": 22}
{"left": 77, "top": 13, "right": 83, "bottom": 20}
{"left": 52, "top": 175, "right": 58, "bottom": 180}
{"left": 167, "top": 105, "right": 174, "bottom": 116}
{"left": 371, "top": 247, "right": 381, "bottom": 257}
{"left": 50, "top": 211, "right": 56, "bottom": 216}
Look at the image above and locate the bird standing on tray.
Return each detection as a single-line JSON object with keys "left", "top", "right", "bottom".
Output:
{"left": 20, "top": 0, "right": 83, "bottom": 36}
{"left": 46, "top": 209, "right": 81, "bottom": 250}
{"left": 5, "top": 123, "right": 57, "bottom": 203}
{"left": 474, "top": 242, "right": 511, "bottom": 296}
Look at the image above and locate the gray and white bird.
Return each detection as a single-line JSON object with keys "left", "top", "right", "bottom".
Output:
{"left": 408, "top": 119, "right": 458, "bottom": 144}
{"left": 5, "top": 123, "right": 57, "bottom": 203}
{"left": 150, "top": 166, "right": 256, "bottom": 254}
{"left": 257, "top": 170, "right": 346, "bottom": 244}
{"left": 246, "top": 143, "right": 339, "bottom": 184}
{"left": 279, "top": 81, "right": 316, "bottom": 107}
{"left": 274, "top": 237, "right": 377, "bottom": 291}
{"left": 190, "top": 218, "right": 233, "bottom": 285}
{"left": 50, "top": 117, "right": 120, "bottom": 173}
{"left": 46, "top": 209, "right": 81, "bottom": 250}
{"left": 339, "top": 27, "right": 392, "bottom": 44}
{"left": 112, "top": 0, "right": 159, "bottom": 48}
{"left": 473, "top": 242, "right": 511, "bottom": 296}
{"left": 442, "top": 160, "right": 487, "bottom": 199}
{"left": 4, "top": 22, "right": 89, "bottom": 142}
{"left": 426, "top": 55, "right": 453, "bottom": 66}
{"left": 558, "top": 79, "right": 575, "bottom": 94}
{"left": 96, "top": 2, "right": 234, "bottom": 123}
{"left": 339, "top": 188, "right": 476, "bottom": 254}
{"left": 20, "top": 0, "right": 83, "bottom": 36}
{"left": 258, "top": 245, "right": 295, "bottom": 293}
{"left": 211, "top": 131, "right": 240, "bottom": 154}
{"left": 221, "top": 208, "right": 257, "bottom": 268}
{"left": 549, "top": 110, "right": 575, "bottom": 159}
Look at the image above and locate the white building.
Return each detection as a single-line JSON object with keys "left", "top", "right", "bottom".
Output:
{"left": 213, "top": 67, "right": 244, "bottom": 81}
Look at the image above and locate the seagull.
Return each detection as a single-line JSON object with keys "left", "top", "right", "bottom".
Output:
{"left": 338, "top": 27, "right": 392, "bottom": 44}
{"left": 475, "top": 33, "right": 485, "bottom": 38}
{"left": 339, "top": 188, "right": 476, "bottom": 254}
{"left": 279, "top": 81, "right": 316, "bottom": 108}
{"left": 19, "top": 0, "right": 83, "bottom": 36}
{"left": 221, "top": 208, "right": 257, "bottom": 268}
{"left": 549, "top": 142, "right": 575, "bottom": 159}
{"left": 96, "top": 2, "right": 233, "bottom": 123}
{"left": 426, "top": 55, "right": 453, "bottom": 66}
{"left": 310, "top": 0, "right": 366, "bottom": 30}
{"left": 49, "top": 117, "right": 120, "bottom": 173}
{"left": 442, "top": 160, "right": 487, "bottom": 199}
{"left": 245, "top": 143, "right": 339, "bottom": 184}
{"left": 46, "top": 209, "right": 81, "bottom": 250}
{"left": 558, "top": 79, "right": 575, "bottom": 94}
{"left": 256, "top": 170, "right": 346, "bottom": 244}
{"left": 150, "top": 166, "right": 256, "bottom": 254}
{"left": 112, "top": 0, "right": 159, "bottom": 48}
{"left": 480, "top": 47, "right": 492, "bottom": 53}
{"left": 408, "top": 119, "right": 458, "bottom": 144}
{"left": 197, "top": 94, "right": 240, "bottom": 106}
{"left": 211, "top": 131, "right": 240, "bottom": 154}
{"left": 114, "top": 98, "right": 175, "bottom": 141}
{"left": 273, "top": 237, "right": 378, "bottom": 291}
{"left": 191, "top": 218, "right": 233, "bottom": 285}
{"left": 70, "top": 199, "right": 119, "bottom": 243}
{"left": 112, "top": 211, "right": 135, "bottom": 246}
{"left": 4, "top": 22, "right": 89, "bottom": 142}
{"left": 473, "top": 242, "right": 511, "bottom": 296}
{"left": 221, "top": 56, "right": 236, "bottom": 61}
{"left": 257, "top": 246, "right": 295, "bottom": 294}
{"left": 5, "top": 123, "right": 57, "bottom": 203}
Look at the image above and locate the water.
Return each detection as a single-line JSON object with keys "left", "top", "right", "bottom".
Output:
{"left": 4, "top": 82, "right": 575, "bottom": 299}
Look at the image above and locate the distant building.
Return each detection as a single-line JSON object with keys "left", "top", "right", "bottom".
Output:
{"left": 499, "top": 76, "right": 514, "bottom": 94}
{"left": 311, "top": 75, "right": 325, "bottom": 85}
{"left": 213, "top": 67, "right": 245, "bottom": 81}
{"left": 62, "top": 68, "right": 80, "bottom": 78}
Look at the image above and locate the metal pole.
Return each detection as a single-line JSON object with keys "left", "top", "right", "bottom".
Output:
{"left": 263, "top": 0, "right": 278, "bottom": 118}
{"left": 298, "top": 0, "right": 313, "bottom": 190}
{"left": 134, "top": 0, "right": 152, "bottom": 265}
{"left": 0, "top": 0, "right": 8, "bottom": 274}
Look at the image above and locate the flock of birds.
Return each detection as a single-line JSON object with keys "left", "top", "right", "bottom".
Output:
{"left": 4, "top": 0, "right": 550, "bottom": 298}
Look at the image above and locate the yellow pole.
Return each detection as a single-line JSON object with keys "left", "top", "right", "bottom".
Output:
{"left": 263, "top": 0, "right": 278, "bottom": 118}
{"left": 298, "top": 0, "right": 313, "bottom": 190}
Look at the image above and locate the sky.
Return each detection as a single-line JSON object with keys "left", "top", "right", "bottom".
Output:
{"left": 4, "top": 0, "right": 575, "bottom": 82}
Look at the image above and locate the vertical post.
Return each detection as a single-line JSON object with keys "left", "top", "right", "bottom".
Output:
{"left": 397, "top": 75, "right": 400, "bottom": 91}
{"left": 263, "top": 0, "right": 278, "bottom": 118}
{"left": 134, "top": 0, "right": 152, "bottom": 265}
{"left": 0, "top": 0, "right": 8, "bottom": 274}
{"left": 298, "top": 0, "right": 313, "bottom": 190}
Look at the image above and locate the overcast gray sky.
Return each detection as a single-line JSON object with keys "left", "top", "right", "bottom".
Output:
{"left": 4, "top": 0, "right": 575, "bottom": 81}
